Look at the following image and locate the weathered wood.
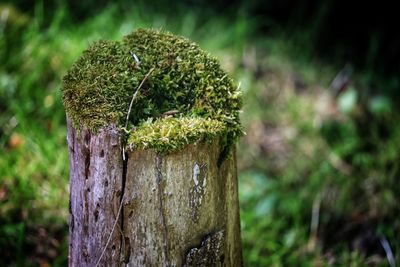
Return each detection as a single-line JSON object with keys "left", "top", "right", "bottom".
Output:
{"left": 123, "top": 140, "right": 242, "bottom": 266}
{"left": 67, "top": 120, "right": 242, "bottom": 266}
{"left": 67, "top": 120, "right": 123, "bottom": 266}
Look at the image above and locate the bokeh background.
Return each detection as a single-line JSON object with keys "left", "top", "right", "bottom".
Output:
{"left": 1, "top": 1, "right": 399, "bottom": 266}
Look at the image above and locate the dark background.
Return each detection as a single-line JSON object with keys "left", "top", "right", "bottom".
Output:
{"left": 10, "top": 0, "right": 400, "bottom": 79}
{"left": 1, "top": 1, "right": 399, "bottom": 266}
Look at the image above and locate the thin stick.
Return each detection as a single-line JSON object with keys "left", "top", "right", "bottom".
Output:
{"left": 96, "top": 68, "right": 156, "bottom": 266}
{"left": 95, "top": 194, "right": 124, "bottom": 267}
{"left": 96, "top": 68, "right": 154, "bottom": 267}
{"left": 124, "top": 67, "right": 155, "bottom": 129}
{"left": 123, "top": 67, "right": 155, "bottom": 161}
{"left": 308, "top": 192, "right": 321, "bottom": 251}
{"left": 380, "top": 236, "right": 396, "bottom": 267}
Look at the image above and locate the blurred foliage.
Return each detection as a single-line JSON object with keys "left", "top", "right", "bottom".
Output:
{"left": 238, "top": 42, "right": 400, "bottom": 265}
{"left": 1, "top": 1, "right": 399, "bottom": 266}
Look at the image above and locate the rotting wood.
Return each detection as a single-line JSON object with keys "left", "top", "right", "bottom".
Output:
{"left": 64, "top": 28, "right": 243, "bottom": 267}
{"left": 67, "top": 119, "right": 123, "bottom": 266}
{"left": 67, "top": 120, "right": 242, "bottom": 266}
{"left": 121, "top": 140, "right": 242, "bottom": 266}
{"left": 184, "top": 230, "right": 225, "bottom": 267}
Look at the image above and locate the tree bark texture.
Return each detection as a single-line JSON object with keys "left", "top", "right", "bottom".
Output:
{"left": 67, "top": 119, "right": 242, "bottom": 266}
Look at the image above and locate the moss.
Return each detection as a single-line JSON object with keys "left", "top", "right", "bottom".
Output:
{"left": 62, "top": 28, "right": 242, "bottom": 154}
{"left": 128, "top": 116, "right": 226, "bottom": 153}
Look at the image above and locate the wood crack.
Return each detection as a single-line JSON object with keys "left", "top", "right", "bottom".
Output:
{"left": 156, "top": 154, "right": 170, "bottom": 266}
{"left": 83, "top": 131, "right": 91, "bottom": 180}
{"left": 83, "top": 131, "right": 91, "bottom": 235}
{"left": 119, "top": 149, "right": 129, "bottom": 264}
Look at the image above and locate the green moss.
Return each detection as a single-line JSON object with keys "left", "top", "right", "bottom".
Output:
{"left": 62, "top": 28, "right": 242, "bottom": 155}
{"left": 128, "top": 116, "right": 226, "bottom": 153}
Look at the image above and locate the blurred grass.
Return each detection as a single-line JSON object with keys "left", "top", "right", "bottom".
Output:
{"left": 0, "top": 2, "right": 251, "bottom": 266}
{"left": 1, "top": 2, "right": 399, "bottom": 266}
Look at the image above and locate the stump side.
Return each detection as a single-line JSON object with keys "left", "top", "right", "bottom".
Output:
{"left": 67, "top": 121, "right": 242, "bottom": 266}
{"left": 123, "top": 141, "right": 242, "bottom": 266}
{"left": 67, "top": 120, "right": 124, "bottom": 266}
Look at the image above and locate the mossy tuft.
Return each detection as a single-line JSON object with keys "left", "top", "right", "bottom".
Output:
{"left": 62, "top": 28, "right": 242, "bottom": 155}
{"left": 128, "top": 116, "right": 226, "bottom": 153}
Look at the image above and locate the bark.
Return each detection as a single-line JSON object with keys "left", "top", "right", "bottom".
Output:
{"left": 67, "top": 119, "right": 242, "bottom": 266}
{"left": 67, "top": 120, "right": 123, "bottom": 266}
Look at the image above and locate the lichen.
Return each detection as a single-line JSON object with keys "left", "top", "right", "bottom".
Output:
{"left": 61, "top": 28, "right": 242, "bottom": 155}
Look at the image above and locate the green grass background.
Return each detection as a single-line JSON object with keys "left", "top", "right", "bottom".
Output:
{"left": 1, "top": 2, "right": 399, "bottom": 266}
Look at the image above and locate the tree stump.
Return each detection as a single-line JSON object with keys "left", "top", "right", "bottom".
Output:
{"left": 63, "top": 28, "right": 243, "bottom": 266}
{"left": 67, "top": 120, "right": 242, "bottom": 266}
